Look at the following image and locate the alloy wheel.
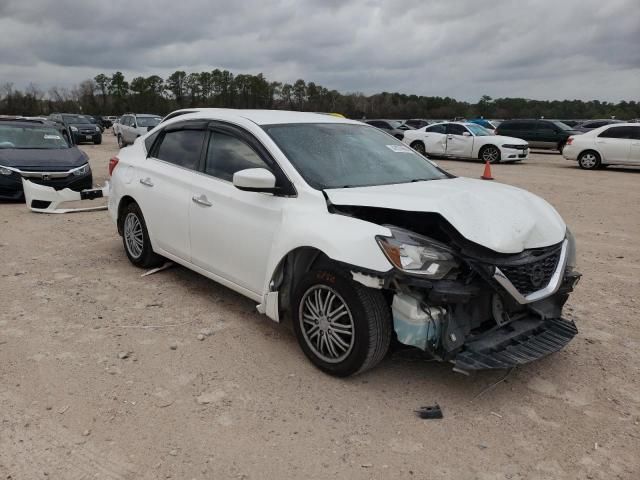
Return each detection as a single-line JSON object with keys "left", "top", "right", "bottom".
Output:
{"left": 123, "top": 212, "right": 144, "bottom": 258}
{"left": 482, "top": 146, "right": 500, "bottom": 163}
{"left": 299, "top": 285, "right": 355, "bottom": 363}
{"left": 580, "top": 153, "right": 598, "bottom": 169}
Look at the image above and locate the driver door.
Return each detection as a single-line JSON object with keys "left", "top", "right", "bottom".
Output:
{"left": 445, "top": 124, "right": 474, "bottom": 158}
{"left": 189, "top": 125, "right": 290, "bottom": 295}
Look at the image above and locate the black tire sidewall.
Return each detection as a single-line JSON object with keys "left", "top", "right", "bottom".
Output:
{"left": 411, "top": 141, "right": 426, "bottom": 155}
{"left": 120, "top": 202, "right": 159, "bottom": 268}
{"left": 291, "top": 269, "right": 378, "bottom": 377}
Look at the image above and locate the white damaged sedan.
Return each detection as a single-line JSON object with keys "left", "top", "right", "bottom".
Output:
{"left": 402, "top": 121, "right": 529, "bottom": 163}
{"left": 108, "top": 110, "right": 580, "bottom": 377}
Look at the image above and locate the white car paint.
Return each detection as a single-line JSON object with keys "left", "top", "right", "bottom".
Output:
{"left": 108, "top": 109, "right": 565, "bottom": 317}
{"left": 23, "top": 179, "right": 109, "bottom": 213}
{"left": 402, "top": 122, "right": 529, "bottom": 162}
{"left": 562, "top": 123, "right": 640, "bottom": 167}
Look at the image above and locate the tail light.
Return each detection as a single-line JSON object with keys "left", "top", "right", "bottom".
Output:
{"left": 108, "top": 156, "right": 119, "bottom": 176}
{"left": 566, "top": 137, "right": 574, "bottom": 145}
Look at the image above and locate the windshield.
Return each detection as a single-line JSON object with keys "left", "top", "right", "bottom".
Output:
{"left": 264, "top": 123, "right": 448, "bottom": 189}
{"left": 62, "top": 114, "right": 90, "bottom": 124}
{"left": 0, "top": 125, "right": 70, "bottom": 149}
{"left": 137, "top": 117, "right": 161, "bottom": 127}
{"left": 466, "top": 124, "right": 492, "bottom": 136}
{"left": 552, "top": 121, "right": 572, "bottom": 130}
{"left": 388, "top": 120, "right": 404, "bottom": 128}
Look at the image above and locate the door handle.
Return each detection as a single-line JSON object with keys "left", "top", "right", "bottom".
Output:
{"left": 139, "top": 177, "right": 154, "bottom": 187}
{"left": 192, "top": 194, "right": 213, "bottom": 207}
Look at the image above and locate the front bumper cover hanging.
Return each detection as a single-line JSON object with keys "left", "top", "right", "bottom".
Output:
{"left": 22, "top": 178, "right": 110, "bottom": 214}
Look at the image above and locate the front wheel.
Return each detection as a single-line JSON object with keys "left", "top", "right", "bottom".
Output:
{"left": 292, "top": 268, "right": 392, "bottom": 377}
{"left": 480, "top": 145, "right": 501, "bottom": 163}
{"left": 117, "top": 134, "right": 125, "bottom": 148}
{"left": 578, "top": 151, "right": 601, "bottom": 170}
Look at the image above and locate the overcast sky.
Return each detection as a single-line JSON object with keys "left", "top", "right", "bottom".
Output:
{"left": 0, "top": 0, "right": 638, "bottom": 102}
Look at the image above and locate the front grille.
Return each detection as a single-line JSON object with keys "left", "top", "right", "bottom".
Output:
{"left": 497, "top": 247, "right": 561, "bottom": 295}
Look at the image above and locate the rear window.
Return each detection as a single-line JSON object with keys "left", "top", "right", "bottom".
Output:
{"left": 598, "top": 126, "right": 635, "bottom": 139}
{"left": 154, "top": 129, "right": 205, "bottom": 170}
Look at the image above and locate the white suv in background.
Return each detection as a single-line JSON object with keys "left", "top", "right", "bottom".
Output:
{"left": 107, "top": 109, "right": 580, "bottom": 377}
{"left": 117, "top": 113, "right": 162, "bottom": 147}
{"left": 563, "top": 123, "right": 640, "bottom": 169}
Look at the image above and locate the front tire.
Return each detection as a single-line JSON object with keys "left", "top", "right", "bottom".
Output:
{"left": 292, "top": 268, "right": 392, "bottom": 377}
{"left": 119, "top": 202, "right": 162, "bottom": 268}
{"left": 578, "top": 150, "right": 601, "bottom": 170}
{"left": 480, "top": 145, "right": 501, "bottom": 163}
{"left": 410, "top": 141, "right": 426, "bottom": 156}
{"left": 117, "top": 134, "right": 125, "bottom": 148}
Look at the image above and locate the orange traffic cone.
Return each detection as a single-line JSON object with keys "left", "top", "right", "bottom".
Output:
{"left": 481, "top": 160, "right": 494, "bottom": 180}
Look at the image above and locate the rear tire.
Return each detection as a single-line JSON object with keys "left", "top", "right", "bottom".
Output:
{"left": 410, "top": 141, "right": 426, "bottom": 156}
{"left": 480, "top": 145, "right": 501, "bottom": 163}
{"left": 578, "top": 150, "right": 601, "bottom": 170}
{"left": 119, "top": 202, "right": 162, "bottom": 268}
{"left": 291, "top": 268, "right": 392, "bottom": 377}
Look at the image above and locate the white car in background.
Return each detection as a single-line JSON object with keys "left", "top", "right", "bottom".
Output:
{"left": 562, "top": 123, "right": 640, "bottom": 169}
{"left": 402, "top": 122, "right": 529, "bottom": 163}
{"left": 107, "top": 109, "right": 580, "bottom": 377}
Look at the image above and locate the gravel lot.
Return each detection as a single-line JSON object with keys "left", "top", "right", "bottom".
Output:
{"left": 1, "top": 133, "right": 639, "bottom": 479}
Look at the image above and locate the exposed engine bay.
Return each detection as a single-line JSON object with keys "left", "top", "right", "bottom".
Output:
{"left": 331, "top": 204, "right": 582, "bottom": 373}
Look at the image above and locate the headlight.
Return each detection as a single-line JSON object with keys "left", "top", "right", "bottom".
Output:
{"left": 70, "top": 126, "right": 78, "bottom": 132}
{"left": 566, "top": 227, "right": 577, "bottom": 269}
{"left": 72, "top": 164, "right": 90, "bottom": 176}
{"left": 0, "top": 166, "right": 12, "bottom": 176}
{"left": 376, "top": 226, "right": 458, "bottom": 279}
{"left": 95, "top": 126, "right": 100, "bottom": 132}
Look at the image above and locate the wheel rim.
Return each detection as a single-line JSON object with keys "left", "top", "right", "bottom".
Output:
{"left": 118, "top": 136, "right": 123, "bottom": 147}
{"left": 123, "top": 212, "right": 144, "bottom": 258}
{"left": 299, "top": 285, "right": 355, "bottom": 364}
{"left": 483, "top": 147, "right": 499, "bottom": 163}
{"left": 580, "top": 153, "right": 597, "bottom": 168}
{"left": 412, "top": 143, "right": 425, "bottom": 155}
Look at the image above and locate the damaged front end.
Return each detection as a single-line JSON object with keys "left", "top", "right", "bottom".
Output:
{"left": 337, "top": 206, "right": 581, "bottom": 373}
{"left": 22, "top": 178, "right": 109, "bottom": 213}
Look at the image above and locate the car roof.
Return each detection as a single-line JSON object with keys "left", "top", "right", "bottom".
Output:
{"left": 165, "top": 108, "right": 362, "bottom": 126}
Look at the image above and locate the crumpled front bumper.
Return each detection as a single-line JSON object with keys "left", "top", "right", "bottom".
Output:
{"left": 454, "top": 316, "right": 578, "bottom": 371}
{"left": 22, "top": 179, "right": 109, "bottom": 214}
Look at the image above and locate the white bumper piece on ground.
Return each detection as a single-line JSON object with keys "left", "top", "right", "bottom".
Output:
{"left": 22, "top": 179, "right": 110, "bottom": 214}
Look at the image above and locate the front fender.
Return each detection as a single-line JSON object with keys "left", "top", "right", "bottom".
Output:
{"left": 264, "top": 208, "right": 393, "bottom": 293}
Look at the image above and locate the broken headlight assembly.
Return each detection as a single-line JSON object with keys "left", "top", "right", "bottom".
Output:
{"left": 376, "top": 226, "right": 458, "bottom": 279}
{"left": 565, "top": 227, "right": 577, "bottom": 269}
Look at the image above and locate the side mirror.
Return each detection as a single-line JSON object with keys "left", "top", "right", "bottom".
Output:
{"left": 233, "top": 168, "right": 277, "bottom": 193}
{"left": 462, "top": 131, "right": 471, "bottom": 137}
{"left": 132, "top": 123, "right": 137, "bottom": 128}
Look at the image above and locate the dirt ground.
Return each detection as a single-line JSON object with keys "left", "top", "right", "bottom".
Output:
{"left": 1, "top": 132, "right": 639, "bottom": 480}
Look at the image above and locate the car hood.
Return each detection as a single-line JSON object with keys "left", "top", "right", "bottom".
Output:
{"left": 0, "top": 147, "right": 88, "bottom": 170}
{"left": 325, "top": 177, "right": 566, "bottom": 253}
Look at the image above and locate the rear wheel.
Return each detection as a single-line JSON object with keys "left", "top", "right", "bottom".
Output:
{"left": 480, "top": 145, "right": 501, "bottom": 163}
{"left": 578, "top": 151, "right": 601, "bottom": 170}
{"left": 292, "top": 268, "right": 392, "bottom": 377}
{"left": 119, "top": 202, "right": 162, "bottom": 268}
{"left": 410, "top": 141, "right": 426, "bottom": 156}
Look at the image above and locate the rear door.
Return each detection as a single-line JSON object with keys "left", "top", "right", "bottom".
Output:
{"left": 596, "top": 126, "right": 633, "bottom": 164}
{"left": 445, "top": 123, "right": 474, "bottom": 158}
{"left": 630, "top": 126, "right": 640, "bottom": 164}
{"left": 536, "top": 121, "right": 560, "bottom": 148}
{"left": 421, "top": 124, "right": 447, "bottom": 155}
{"left": 135, "top": 122, "right": 207, "bottom": 260}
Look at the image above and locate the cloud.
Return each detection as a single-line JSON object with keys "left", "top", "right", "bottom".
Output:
{"left": 0, "top": 0, "right": 638, "bottom": 101}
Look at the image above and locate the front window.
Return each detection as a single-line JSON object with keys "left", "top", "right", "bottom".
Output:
{"left": 137, "top": 117, "right": 161, "bottom": 127}
{"left": 62, "top": 115, "right": 90, "bottom": 124}
{"left": 0, "top": 125, "right": 70, "bottom": 149}
{"left": 466, "top": 124, "right": 491, "bottom": 136}
{"left": 264, "top": 123, "right": 448, "bottom": 189}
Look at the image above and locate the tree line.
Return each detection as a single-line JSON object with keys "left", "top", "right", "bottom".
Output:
{"left": 1, "top": 70, "right": 638, "bottom": 120}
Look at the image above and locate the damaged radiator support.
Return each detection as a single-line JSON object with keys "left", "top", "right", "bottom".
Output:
{"left": 392, "top": 293, "right": 446, "bottom": 353}
{"left": 22, "top": 179, "right": 109, "bottom": 213}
